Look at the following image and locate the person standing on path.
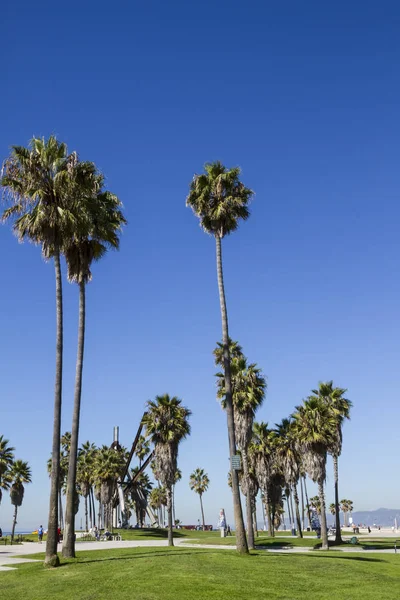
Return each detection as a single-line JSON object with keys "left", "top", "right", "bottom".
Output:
{"left": 38, "top": 525, "right": 44, "bottom": 543}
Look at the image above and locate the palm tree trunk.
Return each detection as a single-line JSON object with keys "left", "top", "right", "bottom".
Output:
{"left": 289, "top": 489, "right": 295, "bottom": 533}
{"left": 293, "top": 484, "right": 303, "bottom": 538}
{"left": 59, "top": 490, "right": 64, "bottom": 530}
{"left": 63, "top": 281, "right": 86, "bottom": 558}
{"left": 303, "top": 476, "right": 312, "bottom": 529}
{"left": 166, "top": 486, "right": 174, "bottom": 546}
{"left": 252, "top": 505, "right": 258, "bottom": 537}
{"left": 333, "top": 455, "right": 342, "bottom": 543}
{"left": 215, "top": 235, "right": 248, "bottom": 554}
{"left": 88, "top": 494, "right": 92, "bottom": 529}
{"left": 265, "top": 488, "right": 274, "bottom": 537}
{"left": 318, "top": 478, "right": 329, "bottom": 550}
{"left": 11, "top": 505, "right": 18, "bottom": 541}
{"left": 91, "top": 488, "right": 96, "bottom": 527}
{"left": 172, "top": 484, "right": 176, "bottom": 526}
{"left": 45, "top": 250, "right": 63, "bottom": 567}
{"left": 261, "top": 492, "right": 266, "bottom": 530}
{"left": 199, "top": 494, "right": 206, "bottom": 530}
{"left": 300, "top": 476, "right": 305, "bottom": 531}
{"left": 241, "top": 452, "right": 254, "bottom": 549}
{"left": 98, "top": 501, "right": 102, "bottom": 530}
{"left": 285, "top": 489, "right": 292, "bottom": 532}
{"left": 85, "top": 496, "right": 89, "bottom": 532}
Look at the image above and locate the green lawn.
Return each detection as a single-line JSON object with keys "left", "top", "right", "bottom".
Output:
{"left": 2, "top": 546, "right": 400, "bottom": 599}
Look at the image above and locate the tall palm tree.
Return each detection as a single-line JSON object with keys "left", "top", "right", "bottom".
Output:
{"left": 63, "top": 173, "right": 126, "bottom": 558}
{"left": 215, "top": 341, "right": 266, "bottom": 548}
{"left": 292, "top": 397, "right": 336, "bottom": 550}
{"left": 275, "top": 418, "right": 303, "bottom": 538}
{"left": 9, "top": 460, "right": 32, "bottom": 541}
{"left": 187, "top": 161, "right": 253, "bottom": 554}
{"left": 143, "top": 394, "right": 191, "bottom": 546}
{"left": 189, "top": 468, "right": 210, "bottom": 530}
{"left": 1, "top": 136, "right": 89, "bottom": 567}
{"left": 0, "top": 436, "right": 14, "bottom": 505}
{"left": 312, "top": 381, "right": 351, "bottom": 543}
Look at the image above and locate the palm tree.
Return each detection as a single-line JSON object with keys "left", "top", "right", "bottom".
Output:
{"left": 340, "top": 499, "right": 353, "bottom": 526}
{"left": 1, "top": 136, "right": 90, "bottom": 567}
{"left": 9, "top": 460, "right": 32, "bottom": 541}
{"left": 275, "top": 418, "right": 303, "bottom": 538}
{"left": 63, "top": 171, "right": 126, "bottom": 558}
{"left": 250, "top": 422, "right": 278, "bottom": 537}
{"left": 143, "top": 394, "right": 191, "bottom": 546}
{"left": 187, "top": 161, "right": 253, "bottom": 554}
{"left": 76, "top": 442, "right": 97, "bottom": 531}
{"left": 129, "top": 467, "right": 153, "bottom": 527}
{"left": 292, "top": 398, "right": 336, "bottom": 550}
{"left": 215, "top": 341, "right": 266, "bottom": 548}
{"left": 312, "top": 381, "right": 351, "bottom": 543}
{"left": 93, "top": 445, "right": 126, "bottom": 529}
{"left": 149, "top": 487, "right": 167, "bottom": 524}
{"left": 329, "top": 503, "right": 336, "bottom": 517}
{"left": 172, "top": 468, "right": 182, "bottom": 526}
{"left": 135, "top": 436, "right": 151, "bottom": 468}
{"left": 310, "top": 496, "right": 322, "bottom": 514}
{"left": 0, "top": 436, "right": 14, "bottom": 505}
{"left": 189, "top": 468, "right": 210, "bottom": 530}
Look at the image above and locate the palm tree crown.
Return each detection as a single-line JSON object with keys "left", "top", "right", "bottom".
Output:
{"left": 189, "top": 468, "right": 210, "bottom": 496}
{"left": 186, "top": 161, "right": 253, "bottom": 238}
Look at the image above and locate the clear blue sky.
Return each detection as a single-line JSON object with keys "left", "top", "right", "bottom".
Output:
{"left": 1, "top": 1, "right": 399, "bottom": 530}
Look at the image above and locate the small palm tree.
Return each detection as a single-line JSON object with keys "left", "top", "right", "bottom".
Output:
{"left": 292, "top": 398, "right": 336, "bottom": 550}
{"left": 250, "top": 422, "right": 279, "bottom": 537}
{"left": 143, "top": 394, "right": 191, "bottom": 546}
{"left": 63, "top": 169, "right": 126, "bottom": 558}
{"left": 149, "top": 486, "right": 167, "bottom": 524}
{"left": 329, "top": 503, "right": 336, "bottom": 516}
{"left": 187, "top": 162, "right": 253, "bottom": 555}
{"left": 310, "top": 496, "right": 322, "bottom": 514}
{"left": 312, "top": 381, "right": 351, "bottom": 543}
{"left": 0, "top": 436, "right": 14, "bottom": 504}
{"left": 76, "top": 442, "right": 97, "bottom": 531}
{"left": 129, "top": 467, "right": 153, "bottom": 527}
{"left": 275, "top": 418, "right": 303, "bottom": 538}
{"left": 189, "top": 468, "right": 210, "bottom": 530}
{"left": 135, "top": 436, "right": 151, "bottom": 467}
{"left": 340, "top": 499, "right": 354, "bottom": 526}
{"left": 172, "top": 468, "right": 182, "bottom": 525}
{"left": 93, "top": 445, "right": 126, "bottom": 529}
{"left": 9, "top": 460, "right": 32, "bottom": 541}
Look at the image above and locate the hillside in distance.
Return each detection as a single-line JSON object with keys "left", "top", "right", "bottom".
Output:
{"left": 348, "top": 508, "right": 400, "bottom": 527}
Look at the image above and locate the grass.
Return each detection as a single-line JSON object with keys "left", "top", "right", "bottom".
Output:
{"left": 2, "top": 546, "right": 400, "bottom": 599}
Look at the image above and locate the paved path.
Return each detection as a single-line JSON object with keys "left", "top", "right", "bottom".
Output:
{"left": 1, "top": 538, "right": 399, "bottom": 571}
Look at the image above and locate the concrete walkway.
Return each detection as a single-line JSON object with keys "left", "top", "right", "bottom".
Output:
{"left": 1, "top": 538, "right": 399, "bottom": 571}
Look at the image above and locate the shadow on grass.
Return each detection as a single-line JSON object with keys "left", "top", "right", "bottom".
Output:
{"left": 121, "top": 528, "right": 186, "bottom": 539}
{"left": 60, "top": 550, "right": 214, "bottom": 567}
{"left": 252, "top": 551, "right": 385, "bottom": 564}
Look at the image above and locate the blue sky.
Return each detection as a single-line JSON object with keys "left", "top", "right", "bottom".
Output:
{"left": 1, "top": 1, "right": 399, "bottom": 530}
